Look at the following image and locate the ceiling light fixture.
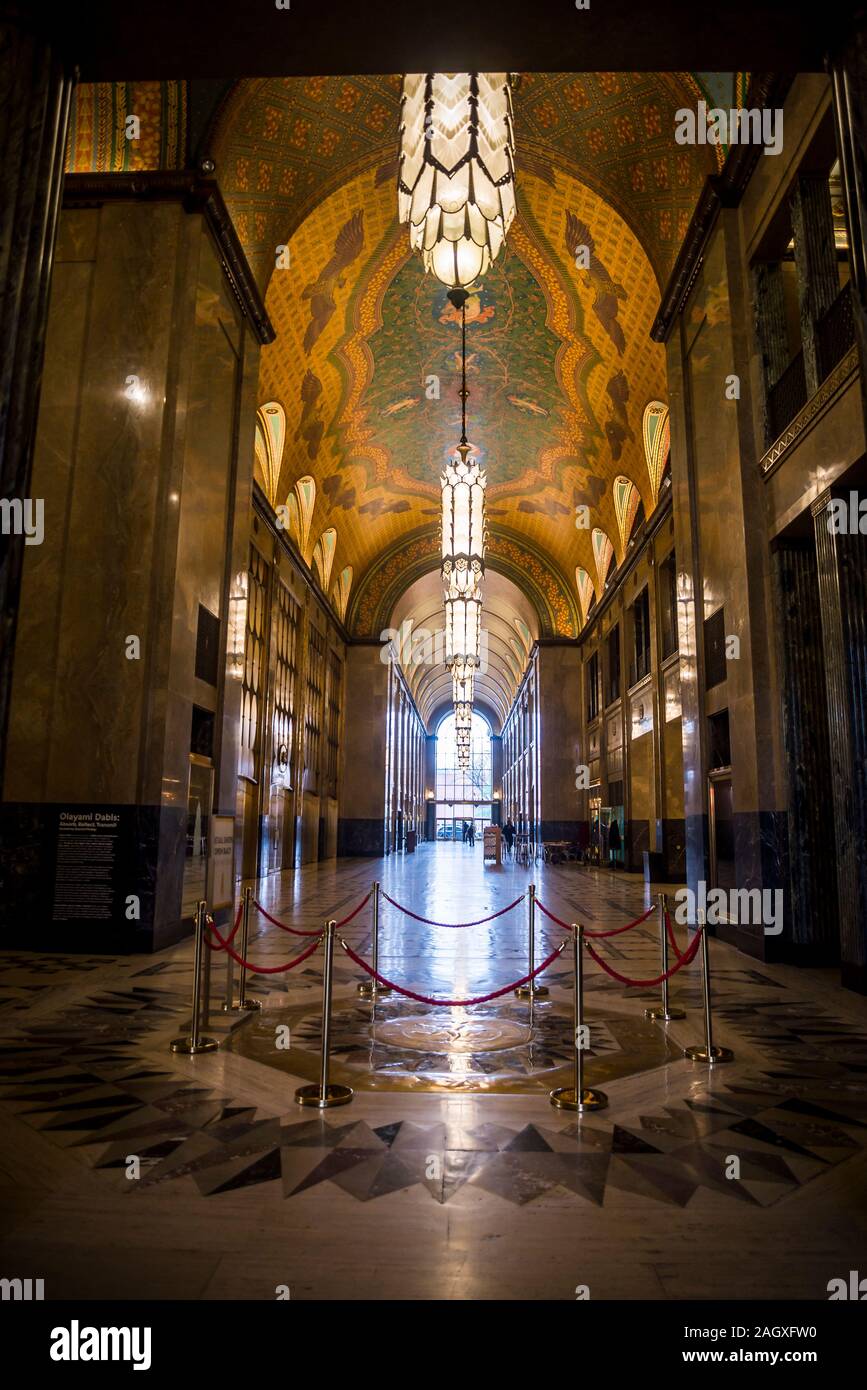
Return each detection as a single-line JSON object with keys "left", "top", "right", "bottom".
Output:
{"left": 398, "top": 72, "right": 516, "bottom": 289}
{"left": 442, "top": 287, "right": 485, "bottom": 729}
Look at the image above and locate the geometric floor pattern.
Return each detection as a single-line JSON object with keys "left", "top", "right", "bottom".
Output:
{"left": 2, "top": 1011, "right": 866, "bottom": 1207}
{"left": 123, "top": 1083, "right": 867, "bottom": 1208}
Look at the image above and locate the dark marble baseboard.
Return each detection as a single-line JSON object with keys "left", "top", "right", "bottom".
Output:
{"left": 539, "top": 820, "right": 586, "bottom": 845}
{"left": 841, "top": 961, "right": 867, "bottom": 995}
{"left": 624, "top": 818, "right": 650, "bottom": 872}
{"left": 337, "top": 817, "right": 385, "bottom": 857}
{"left": 661, "top": 818, "right": 686, "bottom": 878}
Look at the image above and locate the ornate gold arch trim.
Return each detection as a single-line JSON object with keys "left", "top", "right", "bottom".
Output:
{"left": 348, "top": 525, "right": 579, "bottom": 639}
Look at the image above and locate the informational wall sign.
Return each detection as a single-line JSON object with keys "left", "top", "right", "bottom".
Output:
{"left": 52, "top": 810, "right": 122, "bottom": 922}
{"left": 208, "top": 816, "right": 236, "bottom": 910}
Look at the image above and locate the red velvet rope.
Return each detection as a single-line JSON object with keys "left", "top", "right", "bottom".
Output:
{"left": 340, "top": 937, "right": 567, "bottom": 1006}
{"left": 535, "top": 898, "right": 655, "bottom": 937}
{"left": 251, "top": 888, "right": 371, "bottom": 937}
{"left": 205, "top": 919, "right": 323, "bottom": 974}
{"left": 665, "top": 909, "right": 687, "bottom": 961}
{"left": 205, "top": 903, "right": 244, "bottom": 951}
{"left": 584, "top": 924, "right": 703, "bottom": 987}
{"left": 380, "top": 889, "right": 526, "bottom": 928}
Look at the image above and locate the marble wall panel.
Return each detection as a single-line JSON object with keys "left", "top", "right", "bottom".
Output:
{"left": 537, "top": 645, "right": 582, "bottom": 827}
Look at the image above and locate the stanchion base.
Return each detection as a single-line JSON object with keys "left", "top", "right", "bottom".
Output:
{"left": 357, "top": 981, "right": 392, "bottom": 999}
{"left": 514, "top": 983, "right": 549, "bottom": 1000}
{"left": 684, "top": 1044, "right": 734, "bottom": 1064}
{"left": 223, "top": 998, "right": 262, "bottom": 1013}
{"left": 170, "top": 1036, "right": 218, "bottom": 1055}
{"left": 645, "top": 1006, "right": 686, "bottom": 1020}
{"left": 295, "top": 1082, "right": 354, "bottom": 1109}
{"left": 549, "top": 1086, "right": 608, "bottom": 1112}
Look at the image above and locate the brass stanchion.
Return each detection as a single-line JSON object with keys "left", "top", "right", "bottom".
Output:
{"left": 228, "top": 886, "right": 262, "bottom": 1012}
{"left": 645, "top": 891, "right": 685, "bottom": 1021}
{"left": 551, "top": 924, "right": 607, "bottom": 1111}
{"left": 515, "top": 883, "right": 548, "bottom": 1000}
{"left": 171, "top": 901, "right": 218, "bottom": 1055}
{"left": 296, "top": 920, "right": 353, "bottom": 1108}
{"left": 357, "top": 881, "right": 391, "bottom": 1000}
{"left": 684, "top": 910, "right": 733, "bottom": 1064}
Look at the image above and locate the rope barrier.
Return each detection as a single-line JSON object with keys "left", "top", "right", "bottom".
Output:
{"left": 584, "top": 924, "right": 703, "bottom": 987}
{"left": 205, "top": 919, "right": 324, "bottom": 975}
{"left": 535, "top": 897, "right": 655, "bottom": 937}
{"left": 250, "top": 888, "right": 372, "bottom": 937}
{"left": 665, "top": 908, "right": 686, "bottom": 961}
{"left": 379, "top": 889, "right": 525, "bottom": 928}
{"left": 340, "top": 937, "right": 567, "bottom": 1007}
{"left": 205, "top": 902, "right": 244, "bottom": 951}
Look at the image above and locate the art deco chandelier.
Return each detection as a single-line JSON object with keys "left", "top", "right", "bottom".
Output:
{"left": 441, "top": 285, "right": 486, "bottom": 769}
{"left": 398, "top": 73, "right": 516, "bottom": 289}
{"left": 398, "top": 72, "right": 515, "bottom": 768}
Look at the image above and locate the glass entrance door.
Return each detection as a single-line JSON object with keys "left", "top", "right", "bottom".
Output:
{"left": 436, "top": 804, "right": 492, "bottom": 841}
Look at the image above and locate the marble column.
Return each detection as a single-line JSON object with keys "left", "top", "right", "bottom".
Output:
{"left": 1, "top": 177, "right": 271, "bottom": 952}
{"left": 0, "top": 16, "right": 73, "bottom": 780}
{"left": 537, "top": 643, "right": 583, "bottom": 842}
{"left": 771, "top": 541, "right": 839, "bottom": 963}
{"left": 337, "top": 642, "right": 389, "bottom": 856}
{"left": 811, "top": 489, "right": 867, "bottom": 991}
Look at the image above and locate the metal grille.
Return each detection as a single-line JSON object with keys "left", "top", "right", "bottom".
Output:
{"left": 767, "top": 349, "right": 807, "bottom": 443}
{"left": 240, "top": 546, "right": 268, "bottom": 772}
{"left": 304, "top": 626, "right": 325, "bottom": 791}
{"left": 272, "top": 582, "right": 299, "bottom": 785}
{"left": 325, "top": 650, "right": 342, "bottom": 798}
{"left": 816, "top": 281, "right": 855, "bottom": 383}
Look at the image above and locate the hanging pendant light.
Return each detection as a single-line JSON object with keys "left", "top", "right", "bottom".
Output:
{"left": 442, "top": 286, "right": 485, "bottom": 708}
{"left": 453, "top": 669, "right": 474, "bottom": 707}
{"left": 398, "top": 73, "right": 516, "bottom": 289}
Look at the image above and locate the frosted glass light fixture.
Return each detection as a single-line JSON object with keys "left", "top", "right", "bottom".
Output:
{"left": 441, "top": 449, "right": 486, "bottom": 596}
{"left": 398, "top": 72, "right": 516, "bottom": 289}
{"left": 442, "top": 285, "right": 485, "bottom": 724}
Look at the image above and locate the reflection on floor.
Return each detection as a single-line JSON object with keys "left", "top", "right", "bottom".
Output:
{"left": 1, "top": 843, "right": 866, "bottom": 1300}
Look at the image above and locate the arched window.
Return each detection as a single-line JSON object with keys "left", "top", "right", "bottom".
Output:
{"left": 434, "top": 711, "right": 493, "bottom": 841}
{"left": 642, "top": 401, "right": 670, "bottom": 503}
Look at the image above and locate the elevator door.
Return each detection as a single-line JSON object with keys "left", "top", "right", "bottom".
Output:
{"left": 708, "top": 771, "right": 736, "bottom": 902}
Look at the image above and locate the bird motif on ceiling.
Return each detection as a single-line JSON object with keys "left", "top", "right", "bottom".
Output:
{"left": 564, "top": 211, "right": 628, "bottom": 355}
{"left": 603, "top": 369, "right": 635, "bottom": 462}
{"left": 301, "top": 210, "right": 365, "bottom": 354}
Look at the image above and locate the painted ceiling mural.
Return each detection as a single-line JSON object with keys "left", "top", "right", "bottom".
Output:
{"left": 205, "top": 71, "right": 747, "bottom": 645}
{"left": 256, "top": 155, "right": 668, "bottom": 635}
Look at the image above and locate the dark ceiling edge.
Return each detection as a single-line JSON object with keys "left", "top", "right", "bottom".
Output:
{"left": 651, "top": 72, "right": 795, "bottom": 343}
{"left": 62, "top": 172, "right": 275, "bottom": 345}
{"left": 31, "top": 1, "right": 839, "bottom": 82}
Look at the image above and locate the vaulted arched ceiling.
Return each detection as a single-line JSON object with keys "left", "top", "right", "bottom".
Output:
{"left": 207, "top": 71, "right": 741, "bottom": 638}
{"left": 389, "top": 569, "right": 538, "bottom": 731}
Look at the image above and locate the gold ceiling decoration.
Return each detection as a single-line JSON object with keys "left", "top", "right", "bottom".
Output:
{"left": 217, "top": 73, "right": 723, "bottom": 647}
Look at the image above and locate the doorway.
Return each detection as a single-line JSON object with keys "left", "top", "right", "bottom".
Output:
{"left": 708, "top": 769, "right": 736, "bottom": 915}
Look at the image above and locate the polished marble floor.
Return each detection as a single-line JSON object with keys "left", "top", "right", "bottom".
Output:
{"left": 1, "top": 842, "right": 866, "bottom": 1300}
